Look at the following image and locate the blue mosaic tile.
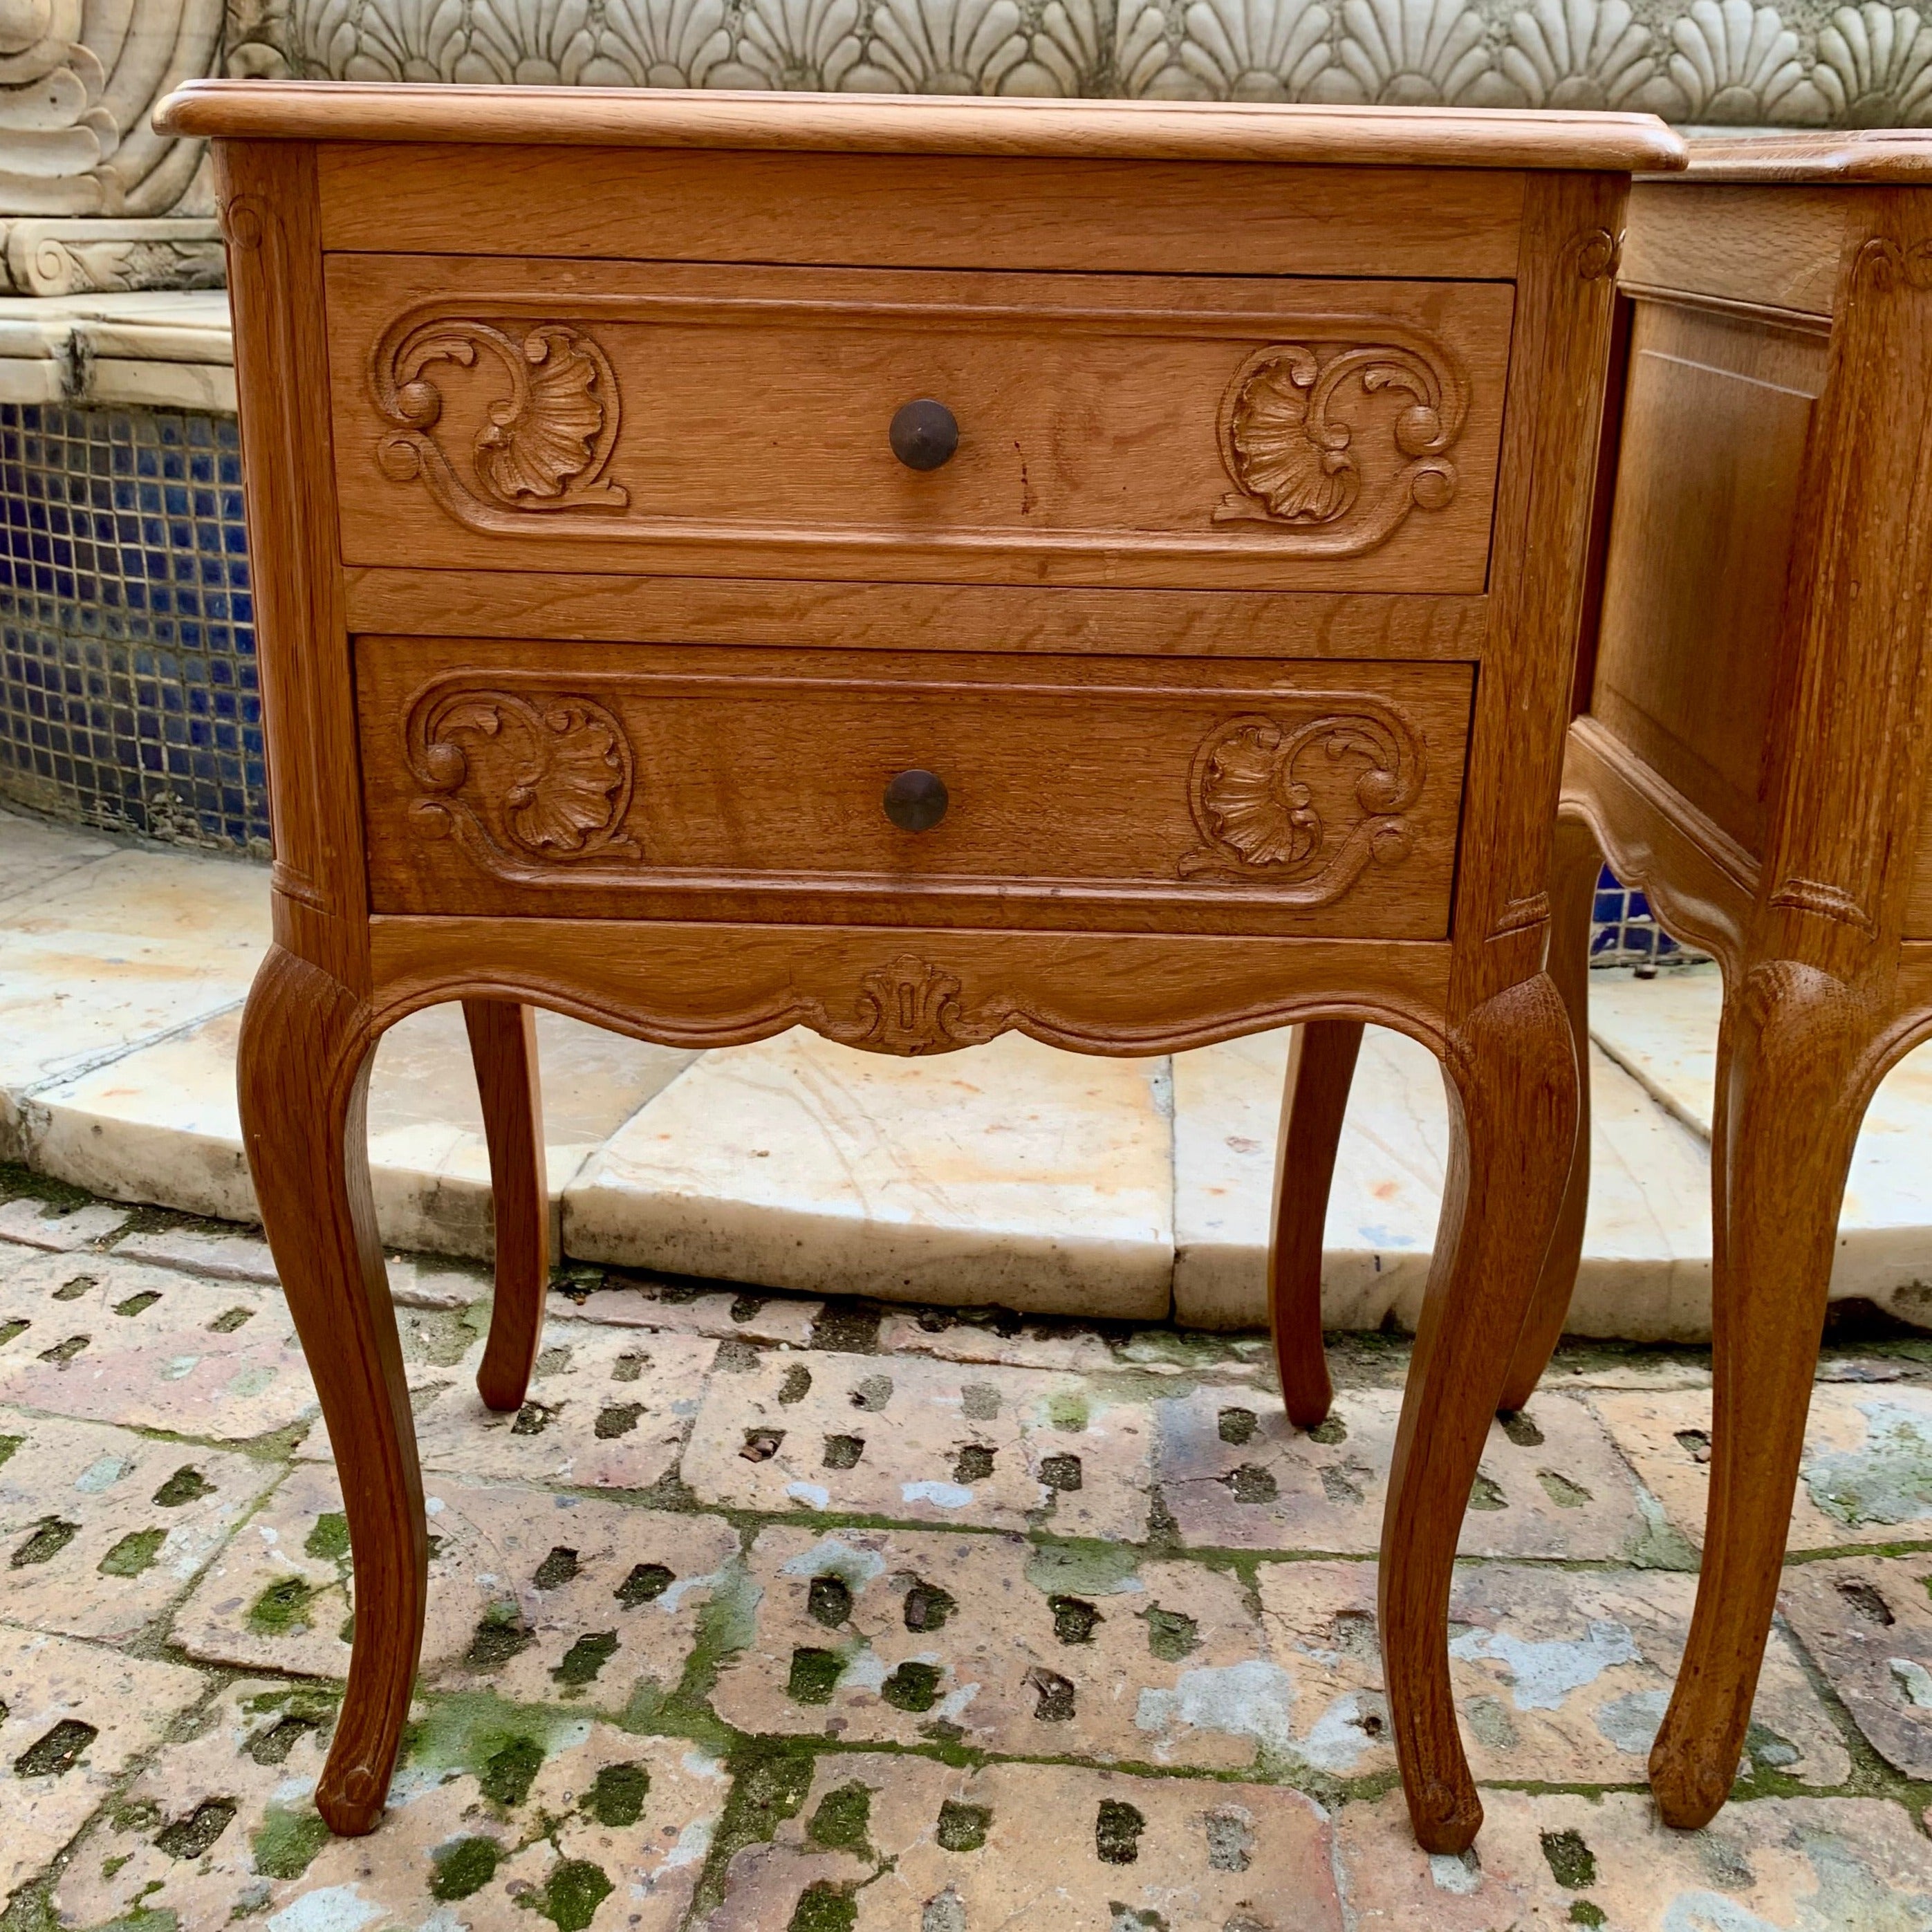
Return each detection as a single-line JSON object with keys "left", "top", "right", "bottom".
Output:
{"left": 0, "top": 402, "right": 265, "bottom": 851}
{"left": 1589, "top": 865, "right": 1693, "bottom": 968}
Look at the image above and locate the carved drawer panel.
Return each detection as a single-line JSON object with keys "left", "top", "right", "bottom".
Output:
{"left": 326, "top": 257, "right": 1515, "bottom": 594}
{"left": 357, "top": 638, "right": 1474, "bottom": 938}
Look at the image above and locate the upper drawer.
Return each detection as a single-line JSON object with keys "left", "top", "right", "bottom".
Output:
{"left": 326, "top": 257, "right": 1514, "bottom": 593}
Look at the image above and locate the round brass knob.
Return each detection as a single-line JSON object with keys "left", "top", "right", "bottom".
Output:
{"left": 889, "top": 399, "right": 958, "bottom": 471}
{"left": 884, "top": 768, "right": 949, "bottom": 832}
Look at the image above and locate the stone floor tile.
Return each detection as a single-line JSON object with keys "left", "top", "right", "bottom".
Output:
{"left": 27, "top": 1008, "right": 257, "bottom": 1223}
{"left": 52, "top": 1675, "right": 729, "bottom": 1932}
{"left": 1158, "top": 1386, "right": 1665, "bottom": 1560}
{"left": 565, "top": 1027, "right": 1174, "bottom": 1319}
{"left": 1171, "top": 1030, "right": 1718, "bottom": 1341}
{"left": 713, "top": 1523, "right": 1269, "bottom": 1767}
{"left": 1337, "top": 1788, "right": 1932, "bottom": 1930}
{"left": 0, "top": 1625, "right": 208, "bottom": 1905}
{"left": 1590, "top": 1382, "right": 1932, "bottom": 1552}
{"left": 555, "top": 1276, "right": 821, "bottom": 1346}
{"left": 0, "top": 846, "right": 268, "bottom": 1164}
{"left": 171, "top": 1460, "right": 738, "bottom": 1709}
{"left": 0, "top": 806, "right": 113, "bottom": 909}
{"left": 1253, "top": 1559, "right": 1846, "bottom": 1787}
{"left": 364, "top": 1003, "right": 700, "bottom": 1262}
{"left": 1587, "top": 965, "right": 1722, "bottom": 1135}
{"left": 0, "top": 1406, "right": 278, "bottom": 1645}
{"left": 1778, "top": 1552, "right": 1932, "bottom": 1778}
{"left": 682, "top": 1347, "right": 1154, "bottom": 1539}
{"left": 393, "top": 1321, "right": 718, "bottom": 1491}
{"left": 112, "top": 1225, "right": 279, "bottom": 1282}
{"left": 27, "top": 1002, "right": 696, "bottom": 1258}
{"left": 0, "top": 1199, "right": 129, "bottom": 1251}
{"left": 1539, "top": 1350, "right": 1713, "bottom": 1395}
{"left": 1171, "top": 1026, "right": 1440, "bottom": 1333}
{"left": 0, "top": 1250, "right": 313, "bottom": 1439}
{"left": 699, "top": 1752, "right": 1341, "bottom": 1931}
{"left": 877, "top": 1307, "right": 1121, "bottom": 1373}
{"left": 384, "top": 1252, "right": 492, "bottom": 1309}
{"left": 1586, "top": 964, "right": 1932, "bottom": 1330}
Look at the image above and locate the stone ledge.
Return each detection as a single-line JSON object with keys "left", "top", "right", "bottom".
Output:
{"left": 0, "top": 290, "right": 234, "bottom": 412}
{"left": 5, "top": 805, "right": 1930, "bottom": 1336}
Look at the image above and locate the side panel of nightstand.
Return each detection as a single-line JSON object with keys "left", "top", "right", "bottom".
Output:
{"left": 1588, "top": 297, "right": 1828, "bottom": 855}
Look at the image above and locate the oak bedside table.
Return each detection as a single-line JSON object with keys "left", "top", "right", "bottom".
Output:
{"left": 154, "top": 79, "right": 1680, "bottom": 1851}
{"left": 1276, "top": 130, "right": 1932, "bottom": 1835}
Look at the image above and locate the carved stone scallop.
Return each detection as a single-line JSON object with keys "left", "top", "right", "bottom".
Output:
{"left": 1181, "top": 699, "right": 1428, "bottom": 898}
{"left": 1214, "top": 335, "right": 1465, "bottom": 550}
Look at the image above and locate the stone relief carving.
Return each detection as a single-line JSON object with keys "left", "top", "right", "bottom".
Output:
{"left": 239, "top": 0, "right": 1932, "bottom": 124}
{"left": 1180, "top": 699, "right": 1428, "bottom": 896}
{"left": 1213, "top": 334, "right": 1463, "bottom": 547}
{"left": 0, "top": 0, "right": 226, "bottom": 290}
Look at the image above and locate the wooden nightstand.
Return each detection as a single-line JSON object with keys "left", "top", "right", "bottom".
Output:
{"left": 154, "top": 80, "right": 1680, "bottom": 1850}
{"left": 1277, "top": 131, "right": 1932, "bottom": 1835}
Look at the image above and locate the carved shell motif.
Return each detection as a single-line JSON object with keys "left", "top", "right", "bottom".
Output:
{"left": 1182, "top": 703, "right": 1427, "bottom": 898}
{"left": 376, "top": 317, "right": 629, "bottom": 523}
{"left": 407, "top": 687, "right": 640, "bottom": 871}
{"left": 1214, "top": 338, "right": 1465, "bottom": 552}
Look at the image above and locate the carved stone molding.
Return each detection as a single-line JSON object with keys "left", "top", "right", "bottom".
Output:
{"left": 406, "top": 685, "right": 640, "bottom": 871}
{"left": 1180, "top": 698, "right": 1428, "bottom": 897}
{"left": 0, "top": 216, "right": 223, "bottom": 295}
{"left": 1213, "top": 335, "right": 1465, "bottom": 552}
{"left": 375, "top": 315, "right": 630, "bottom": 528}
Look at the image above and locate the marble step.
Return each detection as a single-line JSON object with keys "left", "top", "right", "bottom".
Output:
{"left": 4, "top": 805, "right": 1930, "bottom": 1336}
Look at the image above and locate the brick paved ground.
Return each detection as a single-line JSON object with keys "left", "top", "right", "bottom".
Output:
{"left": 1, "top": 1172, "right": 1931, "bottom": 1930}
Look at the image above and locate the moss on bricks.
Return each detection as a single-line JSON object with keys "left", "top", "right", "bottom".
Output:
{"left": 585, "top": 1761, "right": 650, "bottom": 1828}
{"left": 250, "top": 1807, "right": 329, "bottom": 1881}
{"left": 692, "top": 1744, "right": 816, "bottom": 1920}
{"left": 428, "top": 1835, "right": 503, "bottom": 1902}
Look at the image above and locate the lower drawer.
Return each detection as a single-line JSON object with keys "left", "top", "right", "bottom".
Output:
{"left": 357, "top": 638, "right": 1472, "bottom": 938}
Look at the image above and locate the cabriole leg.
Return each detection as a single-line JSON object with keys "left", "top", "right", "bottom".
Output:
{"left": 239, "top": 945, "right": 425, "bottom": 1836}
{"left": 1268, "top": 1019, "right": 1364, "bottom": 1429}
{"left": 463, "top": 1000, "right": 550, "bottom": 1413}
{"left": 1381, "top": 972, "right": 1579, "bottom": 1852}
{"left": 1650, "top": 960, "right": 1873, "bottom": 1828}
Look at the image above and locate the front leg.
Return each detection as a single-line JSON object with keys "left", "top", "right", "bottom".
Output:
{"left": 1268, "top": 1019, "right": 1364, "bottom": 1429}
{"left": 239, "top": 946, "right": 425, "bottom": 1836}
{"left": 1380, "top": 973, "right": 1579, "bottom": 1852}
{"left": 1650, "top": 960, "right": 1876, "bottom": 1828}
{"left": 463, "top": 1000, "right": 550, "bottom": 1412}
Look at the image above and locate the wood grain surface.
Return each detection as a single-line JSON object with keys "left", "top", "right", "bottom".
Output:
{"left": 1589, "top": 296, "right": 1827, "bottom": 853}
{"left": 316, "top": 145, "right": 1529, "bottom": 280}
{"left": 1622, "top": 182, "right": 1849, "bottom": 319}
{"left": 343, "top": 571, "right": 1491, "bottom": 661}
{"left": 160, "top": 80, "right": 1684, "bottom": 172}
{"left": 327, "top": 257, "right": 1514, "bottom": 593}
{"left": 356, "top": 637, "right": 1474, "bottom": 938}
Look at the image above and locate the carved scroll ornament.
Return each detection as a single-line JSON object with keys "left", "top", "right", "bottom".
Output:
{"left": 375, "top": 317, "right": 629, "bottom": 526}
{"left": 406, "top": 687, "right": 638, "bottom": 872}
{"left": 1182, "top": 700, "right": 1427, "bottom": 897}
{"left": 1214, "top": 334, "right": 1466, "bottom": 553}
